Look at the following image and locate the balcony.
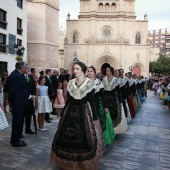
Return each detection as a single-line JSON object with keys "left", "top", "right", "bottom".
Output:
{"left": 17, "top": 28, "right": 23, "bottom": 35}
{"left": 0, "top": 20, "right": 7, "bottom": 29}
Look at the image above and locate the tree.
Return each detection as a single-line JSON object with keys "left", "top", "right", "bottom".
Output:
{"left": 149, "top": 54, "right": 170, "bottom": 75}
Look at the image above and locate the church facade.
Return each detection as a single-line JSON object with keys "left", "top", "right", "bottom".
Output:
{"left": 64, "top": 0, "right": 151, "bottom": 76}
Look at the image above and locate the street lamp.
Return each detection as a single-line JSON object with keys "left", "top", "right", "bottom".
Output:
{"left": 14, "top": 44, "right": 25, "bottom": 57}
{"left": 129, "top": 66, "right": 134, "bottom": 73}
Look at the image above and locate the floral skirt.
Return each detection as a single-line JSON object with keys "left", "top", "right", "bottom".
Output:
{"left": 132, "top": 96, "right": 138, "bottom": 113}
{"left": 0, "top": 106, "right": 9, "bottom": 130}
{"left": 37, "top": 96, "right": 52, "bottom": 113}
{"left": 128, "top": 96, "right": 136, "bottom": 118}
{"left": 51, "top": 102, "right": 105, "bottom": 170}
{"left": 114, "top": 105, "right": 128, "bottom": 134}
{"left": 103, "top": 112, "right": 115, "bottom": 145}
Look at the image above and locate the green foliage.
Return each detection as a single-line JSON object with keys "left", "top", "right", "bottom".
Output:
{"left": 15, "top": 56, "right": 23, "bottom": 61}
{"left": 149, "top": 54, "right": 170, "bottom": 75}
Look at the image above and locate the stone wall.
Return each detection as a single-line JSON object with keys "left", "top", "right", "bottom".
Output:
{"left": 27, "top": 0, "right": 59, "bottom": 71}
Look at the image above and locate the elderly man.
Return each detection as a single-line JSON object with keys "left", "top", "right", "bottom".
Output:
{"left": 8, "top": 61, "right": 34, "bottom": 147}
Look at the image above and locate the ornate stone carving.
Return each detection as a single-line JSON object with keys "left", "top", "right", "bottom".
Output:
{"left": 101, "top": 26, "right": 113, "bottom": 38}
{"left": 84, "top": 36, "right": 130, "bottom": 44}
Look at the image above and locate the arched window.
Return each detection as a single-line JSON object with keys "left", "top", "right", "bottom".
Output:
{"left": 73, "top": 32, "right": 79, "bottom": 43}
{"left": 99, "top": 3, "right": 103, "bottom": 12}
{"left": 111, "top": 3, "right": 116, "bottom": 12}
{"left": 105, "top": 3, "right": 110, "bottom": 12}
{"left": 135, "top": 32, "right": 141, "bottom": 44}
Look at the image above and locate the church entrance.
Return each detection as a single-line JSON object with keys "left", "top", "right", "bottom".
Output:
{"left": 133, "top": 65, "right": 141, "bottom": 77}
{"left": 101, "top": 63, "right": 110, "bottom": 75}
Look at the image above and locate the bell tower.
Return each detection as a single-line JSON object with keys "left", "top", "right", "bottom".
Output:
{"left": 27, "top": 0, "right": 59, "bottom": 70}
{"left": 79, "top": 0, "right": 136, "bottom": 19}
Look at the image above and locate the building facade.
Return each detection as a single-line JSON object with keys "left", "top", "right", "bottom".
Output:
{"left": 148, "top": 28, "right": 170, "bottom": 56}
{"left": 27, "top": 0, "right": 59, "bottom": 71}
{"left": 64, "top": 0, "right": 152, "bottom": 77}
{"left": 58, "top": 30, "right": 65, "bottom": 72}
{"left": 0, "top": 0, "right": 27, "bottom": 74}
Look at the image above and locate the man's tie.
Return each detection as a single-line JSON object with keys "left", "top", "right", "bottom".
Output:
{"left": 49, "top": 77, "right": 52, "bottom": 83}
{"left": 26, "top": 75, "right": 29, "bottom": 82}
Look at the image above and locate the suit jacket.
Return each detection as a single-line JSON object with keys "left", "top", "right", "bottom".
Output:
{"left": 51, "top": 74, "right": 60, "bottom": 92}
{"left": 27, "top": 74, "right": 36, "bottom": 96}
{"left": 45, "top": 75, "right": 54, "bottom": 97}
{"left": 8, "top": 69, "right": 30, "bottom": 108}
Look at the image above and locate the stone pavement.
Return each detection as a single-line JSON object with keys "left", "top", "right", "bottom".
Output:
{"left": 0, "top": 91, "right": 170, "bottom": 170}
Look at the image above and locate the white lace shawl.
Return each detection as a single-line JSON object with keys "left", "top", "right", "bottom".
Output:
{"left": 67, "top": 77, "right": 95, "bottom": 99}
{"left": 129, "top": 78, "right": 135, "bottom": 87}
{"left": 134, "top": 78, "right": 138, "bottom": 85}
{"left": 119, "top": 76, "right": 129, "bottom": 88}
{"left": 94, "top": 79, "right": 104, "bottom": 93}
{"left": 102, "top": 76, "right": 119, "bottom": 91}
{"left": 167, "top": 83, "right": 170, "bottom": 90}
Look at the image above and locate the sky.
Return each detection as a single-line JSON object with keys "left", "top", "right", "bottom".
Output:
{"left": 59, "top": 0, "right": 170, "bottom": 31}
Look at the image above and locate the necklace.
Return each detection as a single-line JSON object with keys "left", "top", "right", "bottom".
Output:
{"left": 75, "top": 78, "right": 86, "bottom": 87}
{"left": 107, "top": 76, "right": 113, "bottom": 83}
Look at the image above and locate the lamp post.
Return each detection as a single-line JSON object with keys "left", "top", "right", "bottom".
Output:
{"left": 14, "top": 44, "right": 25, "bottom": 61}
{"left": 129, "top": 66, "right": 134, "bottom": 73}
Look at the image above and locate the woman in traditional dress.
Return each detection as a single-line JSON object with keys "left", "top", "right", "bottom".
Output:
{"left": 133, "top": 74, "right": 141, "bottom": 107}
{"left": 113, "top": 70, "right": 128, "bottom": 134}
{"left": 102, "top": 66, "right": 122, "bottom": 128}
{"left": 125, "top": 73, "right": 136, "bottom": 118}
{"left": 51, "top": 62, "right": 103, "bottom": 170}
{"left": 128, "top": 72, "right": 138, "bottom": 113}
{"left": 119, "top": 69, "right": 131, "bottom": 123}
{"left": 153, "top": 75, "right": 159, "bottom": 95}
{"left": 87, "top": 66, "right": 115, "bottom": 145}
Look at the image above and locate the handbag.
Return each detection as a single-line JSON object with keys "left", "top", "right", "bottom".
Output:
{"left": 160, "top": 92, "right": 164, "bottom": 99}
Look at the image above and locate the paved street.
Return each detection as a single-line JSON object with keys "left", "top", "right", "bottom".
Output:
{"left": 1, "top": 91, "right": 170, "bottom": 170}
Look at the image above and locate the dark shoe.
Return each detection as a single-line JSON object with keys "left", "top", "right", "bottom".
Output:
{"left": 45, "top": 119, "right": 51, "bottom": 123}
{"left": 51, "top": 112, "right": 57, "bottom": 115}
{"left": 20, "top": 134, "right": 24, "bottom": 138}
{"left": 49, "top": 118, "right": 53, "bottom": 120}
{"left": 12, "top": 141, "right": 27, "bottom": 147}
{"left": 25, "top": 129, "right": 35, "bottom": 134}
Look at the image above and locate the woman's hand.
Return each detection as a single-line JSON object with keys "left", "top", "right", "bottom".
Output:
{"left": 35, "top": 102, "right": 38, "bottom": 109}
{"left": 104, "top": 108, "right": 109, "bottom": 113}
{"left": 93, "top": 120, "right": 99, "bottom": 127}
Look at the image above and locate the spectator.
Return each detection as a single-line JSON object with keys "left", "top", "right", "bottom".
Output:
{"left": 44, "top": 69, "right": 54, "bottom": 123}
{"left": 30, "top": 68, "right": 39, "bottom": 87}
{"left": 51, "top": 69, "right": 60, "bottom": 115}
{"left": 63, "top": 74, "right": 70, "bottom": 101}
{"left": 1, "top": 70, "right": 9, "bottom": 114}
{"left": 39, "top": 71, "right": 45, "bottom": 79}
{"left": 35, "top": 76, "right": 52, "bottom": 131}
{"left": 24, "top": 67, "right": 36, "bottom": 134}
{"left": 8, "top": 61, "right": 34, "bottom": 147}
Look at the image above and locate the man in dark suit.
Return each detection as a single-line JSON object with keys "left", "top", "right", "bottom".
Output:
{"left": 8, "top": 61, "right": 34, "bottom": 147}
{"left": 51, "top": 69, "right": 60, "bottom": 115}
{"left": 44, "top": 69, "right": 54, "bottom": 123}
{"left": 24, "top": 67, "right": 36, "bottom": 134}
